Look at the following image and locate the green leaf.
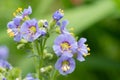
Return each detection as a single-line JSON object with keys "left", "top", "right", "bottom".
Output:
{"left": 6, "top": 68, "right": 21, "bottom": 80}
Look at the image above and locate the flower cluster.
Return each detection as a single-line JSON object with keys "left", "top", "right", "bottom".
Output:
{"left": 53, "top": 20, "right": 90, "bottom": 75}
{"left": 6, "top": 6, "right": 90, "bottom": 79}
{"left": 7, "top": 6, "right": 46, "bottom": 42}
{"left": 0, "top": 46, "right": 39, "bottom": 80}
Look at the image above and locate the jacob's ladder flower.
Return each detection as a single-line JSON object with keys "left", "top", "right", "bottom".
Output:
{"left": 7, "top": 18, "right": 22, "bottom": 42}
{"left": 20, "top": 19, "right": 43, "bottom": 42}
{"left": 0, "top": 46, "right": 8, "bottom": 60}
{"left": 52, "top": 9, "right": 64, "bottom": 21}
{"left": 53, "top": 34, "right": 77, "bottom": 57}
{"left": 77, "top": 38, "right": 90, "bottom": 62}
{"left": 55, "top": 56, "right": 75, "bottom": 75}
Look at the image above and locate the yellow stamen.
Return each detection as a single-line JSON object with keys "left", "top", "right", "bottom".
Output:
{"left": 69, "top": 27, "right": 74, "bottom": 31}
{"left": 13, "top": 12, "right": 16, "bottom": 16}
{"left": 13, "top": 7, "right": 22, "bottom": 16}
{"left": 83, "top": 53, "right": 90, "bottom": 57}
{"left": 23, "top": 16, "right": 30, "bottom": 20}
{"left": 60, "top": 42, "right": 71, "bottom": 51}
{"left": 7, "top": 29, "right": 15, "bottom": 37}
{"left": 7, "top": 29, "right": 12, "bottom": 33}
{"left": 16, "top": 8, "right": 22, "bottom": 13}
{"left": 70, "top": 32, "right": 75, "bottom": 36}
{"left": 29, "top": 26, "right": 36, "bottom": 33}
{"left": 59, "top": 9, "right": 64, "bottom": 14}
{"left": 62, "top": 61, "right": 70, "bottom": 72}
{"left": 16, "top": 9, "right": 19, "bottom": 13}
{"left": 85, "top": 44, "right": 88, "bottom": 46}
{"left": 87, "top": 47, "right": 90, "bottom": 51}
{"left": 18, "top": 8, "right": 22, "bottom": 11}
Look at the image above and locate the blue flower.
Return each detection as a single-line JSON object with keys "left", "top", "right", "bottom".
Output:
{"left": 55, "top": 56, "right": 75, "bottom": 75}
{"left": 13, "top": 6, "right": 32, "bottom": 19}
{"left": 77, "top": 38, "right": 90, "bottom": 62}
{"left": 56, "top": 20, "right": 73, "bottom": 35}
{"left": 0, "top": 59, "right": 12, "bottom": 70}
{"left": 53, "top": 34, "right": 77, "bottom": 57}
{"left": 52, "top": 9, "right": 64, "bottom": 21}
{"left": 20, "top": 19, "right": 42, "bottom": 42}
{"left": 22, "top": 6, "right": 32, "bottom": 18}
{"left": 7, "top": 18, "right": 22, "bottom": 42}
{"left": 0, "top": 46, "right": 8, "bottom": 60}
{"left": 60, "top": 20, "right": 69, "bottom": 34}
{"left": 40, "top": 29, "right": 46, "bottom": 36}
{"left": 7, "top": 6, "right": 32, "bottom": 42}
{"left": 25, "top": 74, "right": 38, "bottom": 80}
{"left": 2, "top": 78, "right": 6, "bottom": 80}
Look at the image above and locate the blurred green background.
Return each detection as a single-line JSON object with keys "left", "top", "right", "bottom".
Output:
{"left": 0, "top": 0, "right": 120, "bottom": 80}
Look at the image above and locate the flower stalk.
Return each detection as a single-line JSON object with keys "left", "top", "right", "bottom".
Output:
{"left": 6, "top": 6, "right": 90, "bottom": 80}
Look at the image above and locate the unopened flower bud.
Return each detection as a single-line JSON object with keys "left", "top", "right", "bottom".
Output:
{"left": 40, "top": 65, "right": 53, "bottom": 73}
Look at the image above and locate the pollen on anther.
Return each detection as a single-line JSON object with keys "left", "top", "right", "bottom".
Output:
{"left": 87, "top": 47, "right": 90, "bottom": 51}
{"left": 70, "top": 32, "right": 75, "bottom": 36}
{"left": 69, "top": 27, "right": 74, "bottom": 31}
{"left": 7, "top": 29, "right": 15, "bottom": 37}
{"left": 15, "top": 8, "right": 22, "bottom": 13}
{"left": 85, "top": 44, "right": 88, "bottom": 46}
{"left": 83, "top": 53, "right": 90, "bottom": 57}
{"left": 13, "top": 12, "right": 16, "bottom": 16}
{"left": 18, "top": 8, "right": 22, "bottom": 11}
{"left": 59, "top": 9, "right": 64, "bottom": 13}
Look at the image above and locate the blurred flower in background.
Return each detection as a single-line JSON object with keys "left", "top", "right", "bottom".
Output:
{"left": 70, "top": 0, "right": 83, "bottom": 6}
{"left": 0, "top": 46, "right": 8, "bottom": 60}
{"left": 0, "top": 46, "right": 12, "bottom": 70}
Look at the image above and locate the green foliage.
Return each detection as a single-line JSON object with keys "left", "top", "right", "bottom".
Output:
{"left": 6, "top": 68, "right": 21, "bottom": 80}
{"left": 0, "top": 0, "right": 120, "bottom": 80}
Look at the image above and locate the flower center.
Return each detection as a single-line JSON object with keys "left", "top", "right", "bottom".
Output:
{"left": 60, "top": 42, "right": 71, "bottom": 51}
{"left": 62, "top": 60, "right": 70, "bottom": 72}
{"left": 29, "top": 26, "right": 36, "bottom": 33}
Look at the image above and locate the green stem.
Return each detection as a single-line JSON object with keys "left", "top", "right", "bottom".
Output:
{"left": 38, "top": 38, "right": 45, "bottom": 80}
{"left": 50, "top": 70, "right": 58, "bottom": 80}
{"left": 32, "top": 40, "right": 45, "bottom": 80}
{"left": 31, "top": 42, "right": 38, "bottom": 78}
{"left": 34, "top": 19, "right": 55, "bottom": 80}
{"left": 35, "top": 41, "right": 41, "bottom": 79}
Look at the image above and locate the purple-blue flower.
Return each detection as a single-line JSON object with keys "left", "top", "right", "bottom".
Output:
{"left": 55, "top": 56, "right": 75, "bottom": 75}
{"left": 25, "top": 74, "right": 38, "bottom": 80}
{"left": 13, "top": 6, "right": 32, "bottom": 19}
{"left": 60, "top": 20, "right": 69, "bottom": 34}
{"left": 77, "top": 38, "right": 90, "bottom": 62}
{"left": 22, "top": 6, "right": 32, "bottom": 18}
{"left": 53, "top": 34, "right": 77, "bottom": 57}
{"left": 0, "top": 46, "right": 8, "bottom": 60}
{"left": 7, "top": 6, "right": 32, "bottom": 42}
{"left": 0, "top": 59, "right": 12, "bottom": 70}
{"left": 20, "top": 19, "right": 42, "bottom": 42}
{"left": 52, "top": 9, "right": 64, "bottom": 21}
{"left": 2, "top": 78, "right": 6, "bottom": 80}
{"left": 7, "top": 18, "right": 22, "bottom": 42}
